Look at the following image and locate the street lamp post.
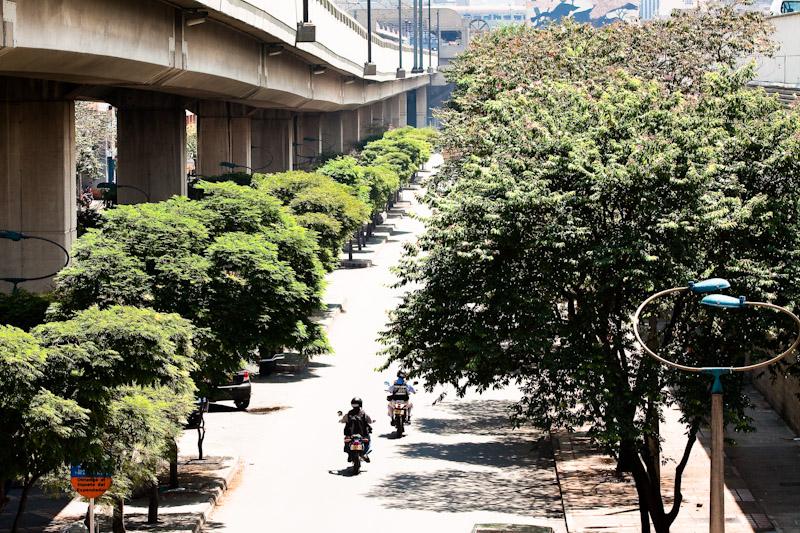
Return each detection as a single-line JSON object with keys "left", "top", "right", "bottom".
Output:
{"left": 417, "top": 0, "right": 423, "bottom": 71}
{"left": 427, "top": 0, "right": 433, "bottom": 72}
{"left": 397, "top": 0, "right": 405, "bottom": 78}
{"left": 632, "top": 278, "right": 800, "bottom": 533}
{"left": 96, "top": 182, "right": 151, "bottom": 205}
{"left": 411, "top": 0, "right": 419, "bottom": 73}
{"left": 364, "top": 0, "right": 377, "bottom": 75}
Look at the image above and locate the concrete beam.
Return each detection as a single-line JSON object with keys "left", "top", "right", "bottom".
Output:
{"left": 251, "top": 109, "right": 293, "bottom": 173}
{"left": 115, "top": 90, "right": 186, "bottom": 203}
{"left": 196, "top": 102, "right": 252, "bottom": 177}
{"left": 0, "top": 78, "right": 76, "bottom": 293}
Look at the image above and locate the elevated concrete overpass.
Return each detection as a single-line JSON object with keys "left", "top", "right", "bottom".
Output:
{"left": 0, "top": 0, "right": 436, "bottom": 291}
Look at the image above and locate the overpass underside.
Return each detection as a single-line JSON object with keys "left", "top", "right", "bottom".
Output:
{"left": 0, "top": 0, "right": 433, "bottom": 292}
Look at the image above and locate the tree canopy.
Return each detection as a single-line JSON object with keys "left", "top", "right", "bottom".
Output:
{"left": 381, "top": 7, "right": 796, "bottom": 532}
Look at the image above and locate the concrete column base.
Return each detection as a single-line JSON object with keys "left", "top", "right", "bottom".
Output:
{"left": 296, "top": 113, "right": 321, "bottom": 168}
{"left": 0, "top": 78, "right": 76, "bottom": 293}
{"left": 196, "top": 102, "right": 252, "bottom": 177}
{"left": 341, "top": 109, "right": 360, "bottom": 152}
{"left": 416, "top": 86, "right": 428, "bottom": 129}
{"left": 357, "top": 106, "right": 372, "bottom": 141}
{"left": 115, "top": 90, "right": 186, "bottom": 203}
{"left": 321, "top": 112, "right": 344, "bottom": 155}
{"left": 251, "top": 110, "right": 294, "bottom": 173}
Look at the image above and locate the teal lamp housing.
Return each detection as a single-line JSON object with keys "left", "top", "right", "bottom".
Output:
{"left": 689, "top": 278, "right": 731, "bottom": 293}
{"left": 701, "top": 294, "right": 746, "bottom": 309}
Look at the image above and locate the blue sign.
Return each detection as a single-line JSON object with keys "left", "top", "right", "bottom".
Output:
{"left": 70, "top": 466, "right": 111, "bottom": 478}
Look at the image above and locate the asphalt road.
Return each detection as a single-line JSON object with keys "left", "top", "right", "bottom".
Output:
{"left": 187, "top": 172, "right": 566, "bottom": 533}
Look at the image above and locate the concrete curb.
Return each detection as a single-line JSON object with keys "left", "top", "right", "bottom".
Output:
{"left": 188, "top": 456, "right": 243, "bottom": 533}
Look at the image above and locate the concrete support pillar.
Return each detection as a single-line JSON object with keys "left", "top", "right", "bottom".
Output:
{"left": 342, "top": 109, "right": 360, "bottom": 152}
{"left": 321, "top": 112, "right": 344, "bottom": 155}
{"left": 389, "top": 94, "right": 406, "bottom": 128}
{"left": 371, "top": 101, "right": 385, "bottom": 132}
{"left": 196, "top": 102, "right": 252, "bottom": 177}
{"left": 416, "top": 86, "right": 428, "bottom": 128}
{"left": 357, "top": 106, "right": 372, "bottom": 140}
{"left": 296, "top": 114, "right": 322, "bottom": 168}
{"left": 0, "top": 78, "right": 76, "bottom": 293}
{"left": 383, "top": 99, "right": 392, "bottom": 128}
{"left": 251, "top": 110, "right": 293, "bottom": 173}
{"left": 116, "top": 90, "right": 186, "bottom": 203}
{"left": 397, "top": 94, "right": 408, "bottom": 128}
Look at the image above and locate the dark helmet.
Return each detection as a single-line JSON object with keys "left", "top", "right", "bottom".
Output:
{"left": 350, "top": 397, "right": 363, "bottom": 408}
{"left": 397, "top": 370, "right": 407, "bottom": 379}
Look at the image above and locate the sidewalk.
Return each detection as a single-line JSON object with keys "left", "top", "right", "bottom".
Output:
{"left": 554, "top": 385, "right": 800, "bottom": 532}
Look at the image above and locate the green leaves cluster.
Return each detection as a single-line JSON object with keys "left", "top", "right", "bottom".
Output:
{"left": 0, "top": 307, "right": 195, "bottom": 528}
{"left": 53, "top": 184, "right": 327, "bottom": 386}
{"left": 382, "top": 6, "right": 797, "bottom": 531}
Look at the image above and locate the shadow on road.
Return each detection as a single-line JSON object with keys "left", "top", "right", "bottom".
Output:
{"left": 328, "top": 468, "right": 362, "bottom": 477}
{"left": 368, "top": 399, "right": 564, "bottom": 518}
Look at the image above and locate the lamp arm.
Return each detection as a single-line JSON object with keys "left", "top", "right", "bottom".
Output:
{"left": 0, "top": 233, "right": 71, "bottom": 286}
{"left": 734, "top": 301, "right": 800, "bottom": 372}
{"left": 632, "top": 286, "right": 702, "bottom": 373}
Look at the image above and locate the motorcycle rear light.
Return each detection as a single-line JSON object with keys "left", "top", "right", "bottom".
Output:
{"left": 241, "top": 370, "right": 249, "bottom": 381}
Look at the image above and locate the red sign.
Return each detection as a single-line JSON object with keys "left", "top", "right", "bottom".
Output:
{"left": 70, "top": 476, "right": 112, "bottom": 499}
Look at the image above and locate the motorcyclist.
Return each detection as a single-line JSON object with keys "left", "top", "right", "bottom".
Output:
{"left": 386, "top": 371, "right": 415, "bottom": 424}
{"left": 339, "top": 397, "right": 373, "bottom": 462}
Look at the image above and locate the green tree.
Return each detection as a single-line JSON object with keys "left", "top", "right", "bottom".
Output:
{"left": 75, "top": 102, "right": 114, "bottom": 183}
{"left": 33, "top": 306, "right": 196, "bottom": 533}
{"left": 0, "top": 290, "right": 51, "bottom": 331}
{"left": 52, "top": 188, "right": 327, "bottom": 386}
{"left": 255, "top": 171, "right": 370, "bottom": 269}
{"left": 382, "top": 31, "right": 800, "bottom": 532}
{"left": 0, "top": 326, "right": 88, "bottom": 530}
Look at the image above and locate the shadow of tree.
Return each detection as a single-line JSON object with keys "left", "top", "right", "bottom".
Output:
{"left": 368, "top": 398, "right": 564, "bottom": 518}
{"left": 415, "top": 399, "right": 515, "bottom": 436}
{"left": 367, "top": 468, "right": 563, "bottom": 516}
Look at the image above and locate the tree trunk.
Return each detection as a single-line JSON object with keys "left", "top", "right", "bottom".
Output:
{"left": 10, "top": 477, "right": 36, "bottom": 533}
{"left": 0, "top": 478, "right": 8, "bottom": 515}
{"left": 112, "top": 496, "right": 126, "bottom": 533}
{"left": 169, "top": 440, "right": 179, "bottom": 489}
{"left": 147, "top": 481, "right": 159, "bottom": 524}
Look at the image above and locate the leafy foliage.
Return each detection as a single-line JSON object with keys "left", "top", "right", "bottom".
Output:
{"left": 382, "top": 7, "right": 793, "bottom": 532}
{"left": 53, "top": 186, "right": 327, "bottom": 386}
{"left": 0, "top": 290, "right": 51, "bottom": 331}
{"left": 255, "top": 171, "right": 369, "bottom": 269}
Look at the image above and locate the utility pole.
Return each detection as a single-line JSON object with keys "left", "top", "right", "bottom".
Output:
{"left": 412, "top": 0, "right": 419, "bottom": 72}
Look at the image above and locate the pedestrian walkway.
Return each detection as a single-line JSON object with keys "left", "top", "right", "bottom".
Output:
{"left": 726, "top": 385, "right": 800, "bottom": 533}
{"left": 554, "top": 385, "right": 800, "bottom": 532}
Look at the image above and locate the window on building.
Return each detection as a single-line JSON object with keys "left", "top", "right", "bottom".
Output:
{"left": 781, "top": 1, "right": 800, "bottom": 12}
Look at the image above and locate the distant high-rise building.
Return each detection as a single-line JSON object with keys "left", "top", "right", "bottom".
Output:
{"left": 640, "top": 0, "right": 659, "bottom": 20}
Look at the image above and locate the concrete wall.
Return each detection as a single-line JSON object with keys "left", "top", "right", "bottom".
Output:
{"left": 753, "top": 361, "right": 800, "bottom": 435}
{"left": 754, "top": 13, "right": 800, "bottom": 87}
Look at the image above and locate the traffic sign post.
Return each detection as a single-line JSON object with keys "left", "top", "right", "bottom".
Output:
{"left": 70, "top": 466, "right": 112, "bottom": 532}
